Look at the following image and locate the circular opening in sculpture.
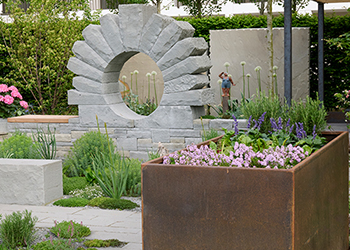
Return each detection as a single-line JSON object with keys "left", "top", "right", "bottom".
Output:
{"left": 119, "top": 53, "right": 164, "bottom": 116}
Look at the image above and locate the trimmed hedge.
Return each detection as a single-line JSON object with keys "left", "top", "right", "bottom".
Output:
{"left": 177, "top": 14, "right": 350, "bottom": 109}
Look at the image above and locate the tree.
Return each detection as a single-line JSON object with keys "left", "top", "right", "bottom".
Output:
{"left": 149, "top": 0, "right": 162, "bottom": 13}
{"left": 275, "top": 0, "right": 310, "bottom": 14}
{"left": 105, "top": 0, "right": 148, "bottom": 10}
{"left": 0, "top": 0, "right": 93, "bottom": 114}
{"left": 178, "top": 0, "right": 229, "bottom": 18}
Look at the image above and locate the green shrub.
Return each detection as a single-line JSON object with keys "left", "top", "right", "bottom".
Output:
{"left": 202, "top": 128, "right": 220, "bottom": 142}
{"left": 33, "top": 239, "right": 75, "bottom": 250}
{"left": 63, "top": 131, "right": 115, "bottom": 177}
{"left": 241, "top": 91, "right": 284, "bottom": 134}
{"left": 53, "top": 197, "right": 89, "bottom": 207}
{"left": 32, "top": 125, "right": 57, "bottom": 159}
{"left": 89, "top": 197, "right": 138, "bottom": 210}
{"left": 69, "top": 184, "right": 105, "bottom": 200}
{"left": 62, "top": 176, "right": 88, "bottom": 195}
{"left": 84, "top": 239, "right": 126, "bottom": 248}
{"left": 0, "top": 210, "right": 38, "bottom": 249}
{"left": 0, "top": 131, "right": 40, "bottom": 159}
{"left": 50, "top": 220, "right": 91, "bottom": 238}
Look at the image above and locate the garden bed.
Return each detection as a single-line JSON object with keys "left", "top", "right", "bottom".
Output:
{"left": 142, "top": 131, "right": 349, "bottom": 250}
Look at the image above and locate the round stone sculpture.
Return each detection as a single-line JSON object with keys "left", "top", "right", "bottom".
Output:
{"left": 67, "top": 4, "right": 213, "bottom": 129}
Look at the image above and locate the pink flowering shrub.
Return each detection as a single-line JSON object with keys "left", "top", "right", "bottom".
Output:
{"left": 0, "top": 84, "right": 28, "bottom": 118}
{"left": 163, "top": 143, "right": 308, "bottom": 169}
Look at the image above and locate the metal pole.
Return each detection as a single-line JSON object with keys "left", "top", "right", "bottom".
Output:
{"left": 318, "top": 2, "right": 324, "bottom": 102}
{"left": 284, "top": 0, "right": 292, "bottom": 106}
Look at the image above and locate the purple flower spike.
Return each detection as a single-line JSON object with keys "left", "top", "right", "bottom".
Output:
{"left": 277, "top": 117, "right": 283, "bottom": 130}
{"left": 312, "top": 125, "right": 317, "bottom": 140}
{"left": 270, "top": 118, "right": 278, "bottom": 132}
{"left": 289, "top": 124, "right": 294, "bottom": 134}
{"left": 247, "top": 116, "right": 252, "bottom": 129}
{"left": 286, "top": 118, "right": 291, "bottom": 128}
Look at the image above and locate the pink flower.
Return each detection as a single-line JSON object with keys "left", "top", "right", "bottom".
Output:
{"left": 20, "top": 101, "right": 28, "bottom": 109}
{"left": 4, "top": 95, "right": 14, "bottom": 105}
{"left": 0, "top": 95, "right": 3, "bottom": 102}
{"left": 8, "top": 86, "right": 18, "bottom": 92}
{"left": 0, "top": 84, "right": 8, "bottom": 93}
{"left": 11, "top": 90, "right": 23, "bottom": 100}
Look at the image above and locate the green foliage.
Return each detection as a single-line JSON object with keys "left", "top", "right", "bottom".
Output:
{"left": 63, "top": 131, "right": 115, "bottom": 177}
{"left": 0, "top": 210, "right": 38, "bottom": 249}
{"left": 84, "top": 239, "right": 126, "bottom": 248}
{"left": 53, "top": 197, "right": 89, "bottom": 207}
{"left": 33, "top": 239, "right": 75, "bottom": 250}
{"left": 0, "top": 0, "right": 94, "bottom": 114}
{"left": 50, "top": 220, "right": 91, "bottom": 239}
{"left": 177, "top": 14, "right": 350, "bottom": 110}
{"left": 89, "top": 197, "right": 139, "bottom": 210}
{"left": 178, "top": 0, "right": 230, "bottom": 18}
{"left": 0, "top": 131, "right": 40, "bottom": 159}
{"left": 123, "top": 92, "right": 157, "bottom": 116}
{"left": 147, "top": 150, "right": 160, "bottom": 161}
{"left": 202, "top": 128, "right": 220, "bottom": 142}
{"left": 286, "top": 94, "right": 328, "bottom": 135}
{"left": 209, "top": 99, "right": 242, "bottom": 119}
{"left": 32, "top": 125, "right": 57, "bottom": 159}
{"left": 62, "top": 176, "right": 88, "bottom": 195}
{"left": 69, "top": 184, "right": 105, "bottom": 200}
{"left": 241, "top": 92, "right": 284, "bottom": 134}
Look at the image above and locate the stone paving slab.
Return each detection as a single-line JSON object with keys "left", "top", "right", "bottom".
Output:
{"left": 0, "top": 204, "right": 142, "bottom": 250}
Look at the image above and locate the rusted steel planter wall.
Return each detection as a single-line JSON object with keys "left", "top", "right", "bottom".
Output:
{"left": 141, "top": 131, "right": 349, "bottom": 250}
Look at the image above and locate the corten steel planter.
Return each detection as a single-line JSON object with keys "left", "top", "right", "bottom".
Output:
{"left": 141, "top": 131, "right": 349, "bottom": 250}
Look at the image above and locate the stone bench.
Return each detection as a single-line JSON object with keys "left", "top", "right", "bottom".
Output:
{"left": 0, "top": 159, "right": 63, "bottom": 205}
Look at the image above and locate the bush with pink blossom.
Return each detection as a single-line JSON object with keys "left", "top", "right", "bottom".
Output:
{"left": 0, "top": 84, "right": 28, "bottom": 118}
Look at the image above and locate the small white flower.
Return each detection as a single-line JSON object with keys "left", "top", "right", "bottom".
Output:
{"left": 146, "top": 72, "right": 151, "bottom": 77}
{"left": 246, "top": 74, "right": 251, "bottom": 78}
{"left": 130, "top": 72, "right": 134, "bottom": 75}
{"left": 134, "top": 70, "right": 139, "bottom": 74}
{"left": 217, "top": 80, "right": 222, "bottom": 84}
{"left": 273, "top": 73, "right": 277, "bottom": 77}
{"left": 273, "top": 65, "right": 278, "bottom": 70}
{"left": 240, "top": 61, "right": 246, "bottom": 66}
{"left": 122, "top": 75, "right": 127, "bottom": 80}
{"left": 254, "top": 66, "right": 262, "bottom": 72}
{"left": 151, "top": 71, "right": 157, "bottom": 75}
{"left": 228, "top": 74, "right": 232, "bottom": 78}
{"left": 224, "top": 62, "right": 230, "bottom": 67}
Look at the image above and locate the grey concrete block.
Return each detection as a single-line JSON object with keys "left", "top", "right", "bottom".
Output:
{"left": 193, "top": 118, "right": 210, "bottom": 130}
{"left": 139, "top": 13, "right": 174, "bottom": 55}
{"left": 191, "top": 106, "right": 206, "bottom": 119}
{"left": 100, "top": 14, "right": 125, "bottom": 56}
{"left": 149, "top": 21, "right": 195, "bottom": 62}
{"left": 73, "top": 77, "right": 119, "bottom": 94}
{"left": 237, "top": 119, "right": 248, "bottom": 129}
{"left": 67, "top": 57, "right": 103, "bottom": 82}
{"left": 152, "top": 129, "right": 170, "bottom": 143}
{"left": 162, "top": 54, "right": 212, "bottom": 82}
{"left": 72, "top": 41, "right": 107, "bottom": 72}
{"left": 82, "top": 24, "right": 114, "bottom": 63}
{"left": 68, "top": 90, "right": 123, "bottom": 105}
{"left": 159, "top": 142, "right": 186, "bottom": 152}
{"left": 164, "top": 74, "right": 209, "bottom": 94}
{"left": 157, "top": 37, "right": 208, "bottom": 71}
{"left": 68, "top": 117, "right": 80, "bottom": 124}
{"left": 171, "top": 129, "right": 201, "bottom": 138}
{"left": 170, "top": 137, "right": 185, "bottom": 143}
{"left": 185, "top": 137, "right": 203, "bottom": 145}
{"left": 119, "top": 4, "right": 156, "bottom": 51}
{"left": 160, "top": 88, "right": 214, "bottom": 106}
{"left": 0, "top": 159, "right": 63, "bottom": 205}
{"left": 78, "top": 105, "right": 135, "bottom": 128}
{"left": 127, "top": 130, "right": 152, "bottom": 139}
{"left": 104, "top": 51, "right": 137, "bottom": 73}
{"left": 116, "top": 137, "right": 137, "bottom": 151}
{"left": 210, "top": 119, "right": 234, "bottom": 131}
{"left": 129, "top": 151, "right": 149, "bottom": 162}
{"left": 135, "top": 106, "right": 194, "bottom": 129}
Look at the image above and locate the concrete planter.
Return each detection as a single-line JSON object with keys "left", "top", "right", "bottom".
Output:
{"left": 0, "top": 118, "right": 8, "bottom": 135}
{"left": 142, "top": 131, "right": 349, "bottom": 250}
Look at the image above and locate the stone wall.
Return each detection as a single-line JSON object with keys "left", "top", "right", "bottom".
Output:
{"left": 1, "top": 118, "right": 247, "bottom": 161}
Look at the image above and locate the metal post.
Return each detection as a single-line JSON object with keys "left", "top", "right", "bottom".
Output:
{"left": 318, "top": 2, "right": 324, "bottom": 102}
{"left": 284, "top": 0, "right": 292, "bottom": 106}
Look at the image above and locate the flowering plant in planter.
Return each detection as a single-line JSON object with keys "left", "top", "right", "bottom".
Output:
{"left": 0, "top": 84, "right": 28, "bottom": 119}
{"left": 164, "top": 113, "right": 326, "bottom": 169}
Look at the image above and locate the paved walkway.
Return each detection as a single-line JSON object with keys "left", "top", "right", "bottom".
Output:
{"left": 0, "top": 204, "right": 142, "bottom": 250}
